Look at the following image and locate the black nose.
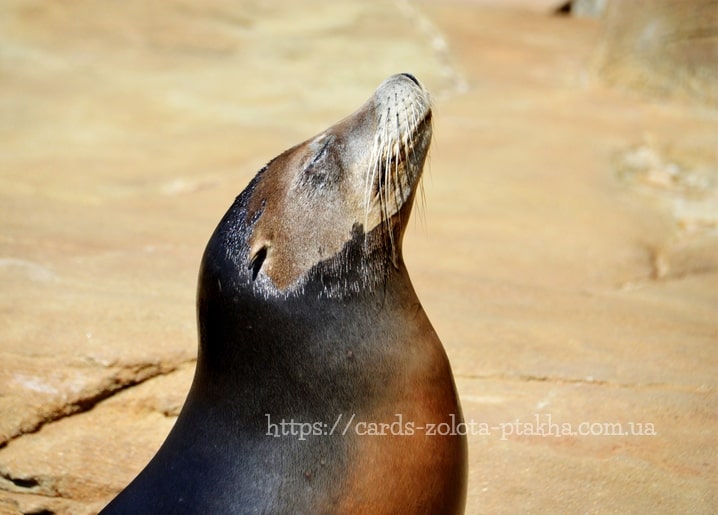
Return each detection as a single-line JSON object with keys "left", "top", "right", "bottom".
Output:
{"left": 400, "top": 73, "right": 421, "bottom": 86}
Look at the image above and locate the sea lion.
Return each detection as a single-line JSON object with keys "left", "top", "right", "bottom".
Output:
{"left": 101, "top": 73, "right": 467, "bottom": 514}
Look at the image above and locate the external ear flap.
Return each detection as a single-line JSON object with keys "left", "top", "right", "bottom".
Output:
{"left": 248, "top": 246, "right": 268, "bottom": 281}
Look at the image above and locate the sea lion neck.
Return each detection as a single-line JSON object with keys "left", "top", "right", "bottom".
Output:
{"left": 195, "top": 224, "right": 418, "bottom": 419}
{"left": 195, "top": 194, "right": 404, "bottom": 377}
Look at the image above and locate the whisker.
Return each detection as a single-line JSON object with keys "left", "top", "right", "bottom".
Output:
{"left": 362, "top": 79, "right": 432, "bottom": 263}
{"left": 364, "top": 118, "right": 383, "bottom": 243}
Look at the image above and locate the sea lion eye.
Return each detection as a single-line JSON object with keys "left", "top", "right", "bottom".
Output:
{"left": 304, "top": 136, "right": 334, "bottom": 174}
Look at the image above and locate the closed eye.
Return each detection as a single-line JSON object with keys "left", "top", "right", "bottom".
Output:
{"left": 304, "top": 136, "right": 334, "bottom": 173}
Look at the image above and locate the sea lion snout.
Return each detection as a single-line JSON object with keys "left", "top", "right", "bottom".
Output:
{"left": 398, "top": 72, "right": 421, "bottom": 86}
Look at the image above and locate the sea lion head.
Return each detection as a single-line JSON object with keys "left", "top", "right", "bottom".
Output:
{"left": 205, "top": 73, "right": 432, "bottom": 299}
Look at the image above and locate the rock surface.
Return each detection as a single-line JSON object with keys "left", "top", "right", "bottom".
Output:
{"left": 595, "top": 0, "right": 718, "bottom": 107}
{"left": 1, "top": 1, "right": 716, "bottom": 513}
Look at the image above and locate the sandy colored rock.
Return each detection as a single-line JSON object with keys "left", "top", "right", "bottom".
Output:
{"left": 1, "top": 0, "right": 716, "bottom": 514}
{"left": 0, "top": 366, "right": 193, "bottom": 514}
{"left": 595, "top": 0, "right": 718, "bottom": 106}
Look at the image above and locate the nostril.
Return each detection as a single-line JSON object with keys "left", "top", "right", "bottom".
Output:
{"left": 400, "top": 73, "right": 421, "bottom": 86}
